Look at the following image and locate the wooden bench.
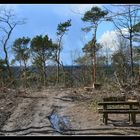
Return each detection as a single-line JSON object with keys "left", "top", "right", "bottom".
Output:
{"left": 98, "top": 101, "right": 140, "bottom": 125}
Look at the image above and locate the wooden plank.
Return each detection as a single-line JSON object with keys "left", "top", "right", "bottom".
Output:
{"left": 98, "top": 108, "right": 139, "bottom": 111}
{"left": 103, "top": 96, "right": 125, "bottom": 102}
{"left": 98, "top": 101, "right": 140, "bottom": 106}
{"left": 98, "top": 110, "right": 140, "bottom": 113}
{"left": 131, "top": 113, "right": 136, "bottom": 124}
{"left": 104, "top": 113, "right": 108, "bottom": 125}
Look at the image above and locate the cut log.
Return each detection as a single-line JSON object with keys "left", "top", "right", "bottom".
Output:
{"left": 84, "top": 87, "right": 93, "bottom": 91}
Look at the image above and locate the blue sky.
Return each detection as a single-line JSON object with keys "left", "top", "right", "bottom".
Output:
{"left": 0, "top": 4, "right": 116, "bottom": 65}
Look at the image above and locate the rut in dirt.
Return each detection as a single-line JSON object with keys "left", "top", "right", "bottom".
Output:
{"left": 0, "top": 89, "right": 76, "bottom": 135}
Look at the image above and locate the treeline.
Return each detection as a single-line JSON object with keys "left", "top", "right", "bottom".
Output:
{"left": 0, "top": 7, "right": 72, "bottom": 88}
{"left": 0, "top": 5, "right": 140, "bottom": 89}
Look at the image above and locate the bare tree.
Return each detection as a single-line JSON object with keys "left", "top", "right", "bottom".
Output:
{"left": 105, "top": 5, "right": 140, "bottom": 80}
{"left": 0, "top": 7, "right": 25, "bottom": 80}
{"left": 112, "top": 35, "right": 130, "bottom": 84}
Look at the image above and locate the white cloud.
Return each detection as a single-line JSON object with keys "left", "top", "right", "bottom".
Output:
{"left": 99, "top": 28, "right": 129, "bottom": 55}
{"left": 99, "top": 30, "right": 119, "bottom": 54}
{"left": 121, "top": 28, "right": 129, "bottom": 35}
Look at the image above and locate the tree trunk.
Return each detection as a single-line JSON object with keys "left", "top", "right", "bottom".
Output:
{"left": 3, "top": 27, "right": 15, "bottom": 80}
{"left": 57, "top": 49, "right": 60, "bottom": 84}
{"left": 93, "top": 46, "right": 96, "bottom": 85}
{"left": 56, "top": 35, "right": 63, "bottom": 85}
{"left": 4, "top": 46, "right": 12, "bottom": 79}
{"left": 128, "top": 6, "right": 134, "bottom": 80}
{"left": 92, "top": 27, "right": 97, "bottom": 88}
{"left": 23, "top": 59, "right": 27, "bottom": 88}
{"left": 130, "top": 33, "right": 134, "bottom": 78}
{"left": 43, "top": 60, "right": 46, "bottom": 87}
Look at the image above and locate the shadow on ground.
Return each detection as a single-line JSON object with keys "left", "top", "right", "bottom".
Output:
{"left": 106, "top": 118, "right": 140, "bottom": 127}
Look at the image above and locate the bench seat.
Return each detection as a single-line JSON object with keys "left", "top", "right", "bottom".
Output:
{"left": 98, "top": 109, "right": 140, "bottom": 114}
{"left": 98, "top": 101, "right": 140, "bottom": 125}
{"left": 98, "top": 109, "right": 140, "bottom": 125}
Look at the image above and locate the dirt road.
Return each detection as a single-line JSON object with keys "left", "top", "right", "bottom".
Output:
{"left": 0, "top": 88, "right": 140, "bottom": 136}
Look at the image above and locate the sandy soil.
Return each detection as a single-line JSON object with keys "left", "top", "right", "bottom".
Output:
{"left": 0, "top": 87, "right": 140, "bottom": 136}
